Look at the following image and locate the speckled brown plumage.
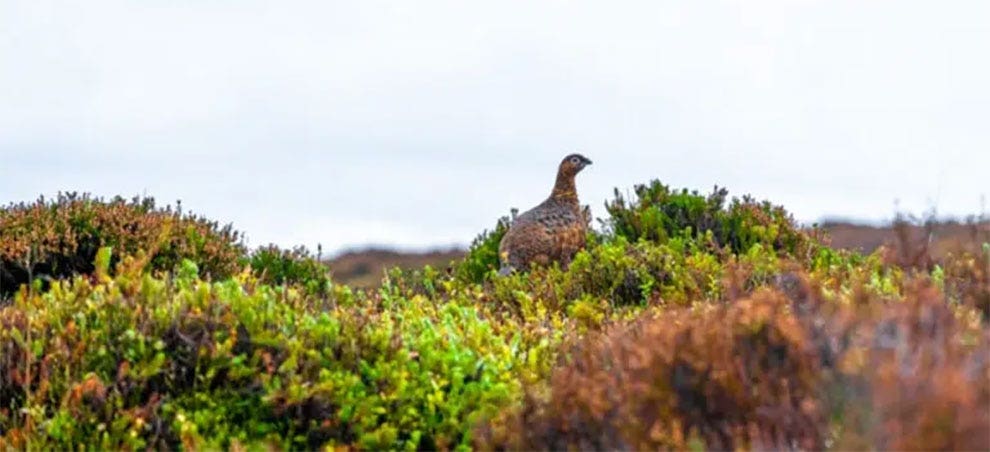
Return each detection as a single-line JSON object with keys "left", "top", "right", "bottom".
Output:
{"left": 498, "top": 153, "right": 592, "bottom": 275}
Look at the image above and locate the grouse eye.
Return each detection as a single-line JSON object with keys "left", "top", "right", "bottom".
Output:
{"left": 570, "top": 156, "right": 581, "bottom": 164}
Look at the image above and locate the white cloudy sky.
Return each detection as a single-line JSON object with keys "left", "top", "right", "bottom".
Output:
{"left": 2, "top": 1, "right": 988, "bottom": 253}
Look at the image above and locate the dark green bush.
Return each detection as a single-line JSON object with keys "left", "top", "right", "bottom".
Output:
{"left": 249, "top": 244, "right": 332, "bottom": 294}
{"left": 453, "top": 215, "right": 511, "bottom": 284}
{"left": 480, "top": 236, "right": 723, "bottom": 311}
{"left": 0, "top": 192, "right": 245, "bottom": 297}
{"left": 605, "top": 180, "right": 814, "bottom": 257}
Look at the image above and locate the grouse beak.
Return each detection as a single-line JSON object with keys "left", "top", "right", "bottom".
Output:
{"left": 582, "top": 157, "right": 593, "bottom": 168}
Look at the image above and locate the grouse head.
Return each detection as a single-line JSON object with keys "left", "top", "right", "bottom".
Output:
{"left": 551, "top": 153, "right": 592, "bottom": 201}
{"left": 558, "top": 153, "right": 593, "bottom": 178}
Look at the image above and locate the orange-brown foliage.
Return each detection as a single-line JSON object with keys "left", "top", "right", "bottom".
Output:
{"left": 479, "top": 272, "right": 989, "bottom": 451}
{"left": 833, "top": 280, "right": 990, "bottom": 451}
{"left": 480, "top": 284, "right": 828, "bottom": 450}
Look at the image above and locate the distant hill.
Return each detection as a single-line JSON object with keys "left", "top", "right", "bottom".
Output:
{"left": 327, "top": 247, "right": 465, "bottom": 287}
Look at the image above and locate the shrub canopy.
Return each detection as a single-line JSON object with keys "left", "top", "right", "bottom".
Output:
{"left": 1, "top": 182, "right": 987, "bottom": 450}
{"left": 0, "top": 193, "right": 244, "bottom": 296}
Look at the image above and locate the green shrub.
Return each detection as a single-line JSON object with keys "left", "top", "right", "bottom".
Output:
{"left": 0, "top": 192, "right": 245, "bottom": 297}
{"left": 249, "top": 244, "right": 332, "bottom": 294}
{"left": 604, "top": 180, "right": 814, "bottom": 257}
{"left": 458, "top": 229, "right": 734, "bottom": 315}
{"left": 0, "top": 249, "right": 558, "bottom": 450}
{"left": 453, "top": 215, "right": 511, "bottom": 284}
{"left": 562, "top": 236, "right": 723, "bottom": 307}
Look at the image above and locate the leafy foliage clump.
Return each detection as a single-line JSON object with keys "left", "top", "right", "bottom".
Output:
{"left": 937, "top": 244, "right": 990, "bottom": 320}
{"left": 605, "top": 180, "right": 814, "bottom": 257}
{"left": 479, "top": 236, "right": 725, "bottom": 311}
{"left": 0, "top": 251, "right": 552, "bottom": 450}
{"left": 249, "top": 244, "right": 332, "bottom": 294}
{"left": 0, "top": 192, "right": 244, "bottom": 297}
{"left": 454, "top": 215, "right": 511, "bottom": 284}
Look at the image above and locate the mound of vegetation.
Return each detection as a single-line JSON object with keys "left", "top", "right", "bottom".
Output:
{"left": 477, "top": 275, "right": 989, "bottom": 451}
{"left": 604, "top": 181, "right": 815, "bottom": 257}
{"left": 0, "top": 255, "right": 541, "bottom": 450}
{"left": 0, "top": 193, "right": 337, "bottom": 300}
{"left": 248, "top": 244, "right": 333, "bottom": 294}
{"left": 0, "top": 193, "right": 245, "bottom": 297}
{"left": 1, "top": 180, "right": 987, "bottom": 450}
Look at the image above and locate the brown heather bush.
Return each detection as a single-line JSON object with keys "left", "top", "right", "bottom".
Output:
{"left": 881, "top": 212, "right": 990, "bottom": 320}
{"left": 478, "top": 270, "right": 990, "bottom": 451}
{"left": 941, "top": 250, "right": 990, "bottom": 320}
{"left": 831, "top": 279, "right": 990, "bottom": 451}
{"left": 478, "top": 282, "right": 828, "bottom": 451}
{"left": 0, "top": 192, "right": 244, "bottom": 296}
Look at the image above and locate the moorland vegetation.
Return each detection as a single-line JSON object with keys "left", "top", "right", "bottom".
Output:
{"left": 1, "top": 182, "right": 987, "bottom": 450}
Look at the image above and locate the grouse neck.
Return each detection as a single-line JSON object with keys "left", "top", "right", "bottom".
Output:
{"left": 550, "top": 170, "right": 579, "bottom": 204}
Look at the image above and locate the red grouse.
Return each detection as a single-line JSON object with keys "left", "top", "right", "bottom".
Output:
{"left": 498, "top": 153, "right": 592, "bottom": 275}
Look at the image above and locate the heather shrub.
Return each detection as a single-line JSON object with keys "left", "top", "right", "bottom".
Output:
{"left": 478, "top": 286, "right": 829, "bottom": 451}
{"left": 453, "top": 215, "right": 511, "bottom": 284}
{"left": 249, "top": 244, "right": 331, "bottom": 294}
{"left": 477, "top": 272, "right": 989, "bottom": 451}
{"left": 0, "top": 193, "right": 244, "bottom": 297}
{"left": 803, "top": 245, "right": 905, "bottom": 303}
{"left": 605, "top": 180, "right": 814, "bottom": 257}
{"left": 540, "top": 236, "right": 721, "bottom": 308}
{"left": 937, "top": 244, "right": 990, "bottom": 320}
{"left": 0, "top": 250, "right": 559, "bottom": 450}
{"left": 829, "top": 280, "right": 989, "bottom": 450}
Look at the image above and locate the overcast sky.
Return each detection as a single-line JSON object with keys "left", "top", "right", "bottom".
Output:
{"left": 2, "top": 1, "right": 988, "bottom": 253}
